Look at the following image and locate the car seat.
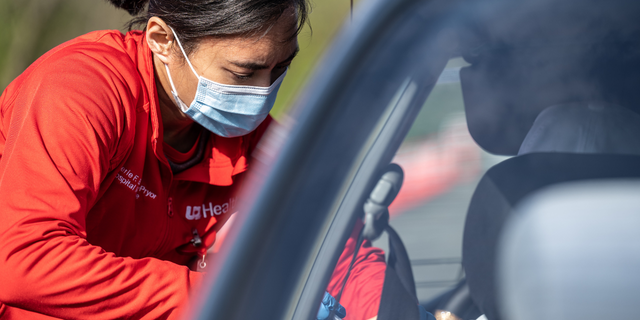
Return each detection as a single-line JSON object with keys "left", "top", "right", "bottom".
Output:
{"left": 497, "top": 179, "right": 640, "bottom": 320}
{"left": 461, "top": 102, "right": 640, "bottom": 320}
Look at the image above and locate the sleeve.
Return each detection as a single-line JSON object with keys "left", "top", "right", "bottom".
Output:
{"left": 326, "top": 219, "right": 387, "bottom": 320}
{"left": 0, "top": 50, "right": 202, "bottom": 319}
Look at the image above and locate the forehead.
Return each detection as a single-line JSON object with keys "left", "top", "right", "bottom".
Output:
{"left": 194, "top": 12, "right": 299, "bottom": 64}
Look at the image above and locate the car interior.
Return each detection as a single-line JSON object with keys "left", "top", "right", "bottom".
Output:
{"left": 497, "top": 179, "right": 640, "bottom": 320}
{"left": 350, "top": 0, "right": 640, "bottom": 319}
{"left": 194, "top": 0, "right": 640, "bottom": 319}
{"left": 378, "top": 0, "right": 640, "bottom": 319}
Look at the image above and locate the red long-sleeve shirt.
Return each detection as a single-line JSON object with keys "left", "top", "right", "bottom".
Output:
{"left": 327, "top": 219, "right": 387, "bottom": 320}
{"left": 0, "top": 30, "right": 385, "bottom": 320}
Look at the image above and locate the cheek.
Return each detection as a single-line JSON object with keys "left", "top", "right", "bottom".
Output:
{"left": 195, "top": 58, "right": 230, "bottom": 83}
{"left": 172, "top": 64, "right": 200, "bottom": 103}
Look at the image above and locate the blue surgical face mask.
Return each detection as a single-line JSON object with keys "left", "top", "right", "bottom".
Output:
{"left": 163, "top": 27, "right": 287, "bottom": 138}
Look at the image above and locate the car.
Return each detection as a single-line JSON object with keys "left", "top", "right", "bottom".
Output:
{"left": 187, "top": 0, "right": 640, "bottom": 319}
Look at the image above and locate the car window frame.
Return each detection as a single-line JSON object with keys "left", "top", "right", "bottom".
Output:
{"left": 191, "top": 0, "right": 460, "bottom": 319}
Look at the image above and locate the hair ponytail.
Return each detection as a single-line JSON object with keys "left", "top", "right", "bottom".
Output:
{"left": 107, "top": 0, "right": 149, "bottom": 16}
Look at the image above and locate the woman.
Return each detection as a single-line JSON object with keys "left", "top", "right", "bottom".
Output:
{"left": 0, "top": 0, "right": 387, "bottom": 319}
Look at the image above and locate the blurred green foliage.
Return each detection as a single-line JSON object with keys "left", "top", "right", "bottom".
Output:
{"left": 0, "top": 1, "right": 130, "bottom": 90}
{"left": 0, "top": 0, "right": 353, "bottom": 119}
{"left": 273, "top": 0, "right": 353, "bottom": 118}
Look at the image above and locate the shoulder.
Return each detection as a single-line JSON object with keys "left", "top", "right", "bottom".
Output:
{"left": 1, "top": 30, "right": 148, "bottom": 163}
{"left": 8, "top": 30, "right": 143, "bottom": 101}
{"left": 37, "top": 30, "right": 144, "bottom": 98}
{"left": 4, "top": 30, "right": 147, "bottom": 122}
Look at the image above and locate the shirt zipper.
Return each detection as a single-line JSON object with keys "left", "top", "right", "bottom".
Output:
{"left": 151, "top": 188, "right": 174, "bottom": 258}
{"left": 167, "top": 197, "right": 174, "bottom": 217}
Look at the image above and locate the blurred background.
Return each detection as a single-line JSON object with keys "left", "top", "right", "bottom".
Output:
{"left": 0, "top": 0, "right": 355, "bottom": 118}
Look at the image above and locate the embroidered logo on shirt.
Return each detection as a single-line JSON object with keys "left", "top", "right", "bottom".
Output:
{"left": 185, "top": 197, "right": 236, "bottom": 220}
{"left": 116, "top": 166, "right": 157, "bottom": 200}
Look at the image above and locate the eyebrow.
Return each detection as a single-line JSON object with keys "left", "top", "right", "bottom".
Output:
{"left": 278, "top": 47, "right": 300, "bottom": 66}
{"left": 229, "top": 47, "right": 300, "bottom": 71}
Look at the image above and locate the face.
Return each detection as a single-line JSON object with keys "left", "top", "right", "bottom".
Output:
{"left": 148, "top": 9, "right": 299, "bottom": 111}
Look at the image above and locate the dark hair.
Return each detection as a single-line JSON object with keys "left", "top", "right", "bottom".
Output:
{"left": 108, "top": 0, "right": 310, "bottom": 56}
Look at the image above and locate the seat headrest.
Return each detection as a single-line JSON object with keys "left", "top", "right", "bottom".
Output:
{"left": 518, "top": 103, "right": 640, "bottom": 155}
{"left": 498, "top": 180, "right": 640, "bottom": 320}
{"left": 462, "top": 154, "right": 640, "bottom": 320}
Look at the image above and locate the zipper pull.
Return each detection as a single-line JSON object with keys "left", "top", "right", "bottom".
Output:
{"left": 190, "top": 228, "right": 202, "bottom": 247}
{"left": 191, "top": 229, "right": 208, "bottom": 271}
{"left": 198, "top": 252, "right": 207, "bottom": 270}
{"left": 167, "top": 197, "right": 174, "bottom": 217}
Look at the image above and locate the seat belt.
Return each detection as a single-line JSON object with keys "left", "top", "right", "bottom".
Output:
{"left": 377, "top": 224, "right": 422, "bottom": 320}
{"left": 330, "top": 164, "right": 432, "bottom": 320}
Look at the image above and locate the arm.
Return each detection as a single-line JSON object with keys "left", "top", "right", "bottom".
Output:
{"left": 0, "top": 49, "right": 201, "bottom": 319}
{"left": 326, "top": 219, "right": 386, "bottom": 320}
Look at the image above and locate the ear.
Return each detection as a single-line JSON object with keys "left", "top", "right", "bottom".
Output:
{"left": 146, "top": 17, "right": 174, "bottom": 64}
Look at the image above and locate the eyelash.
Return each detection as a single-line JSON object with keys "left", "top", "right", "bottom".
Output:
{"left": 233, "top": 73, "right": 252, "bottom": 80}
{"left": 231, "top": 65, "right": 288, "bottom": 81}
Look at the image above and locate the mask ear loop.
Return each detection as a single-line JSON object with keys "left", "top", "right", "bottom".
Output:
{"left": 168, "top": 26, "right": 200, "bottom": 79}
{"left": 164, "top": 64, "right": 179, "bottom": 96}
{"left": 163, "top": 64, "right": 190, "bottom": 112}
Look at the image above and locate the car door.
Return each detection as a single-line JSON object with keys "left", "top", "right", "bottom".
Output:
{"left": 186, "top": 0, "right": 459, "bottom": 319}
{"left": 187, "top": 0, "right": 640, "bottom": 319}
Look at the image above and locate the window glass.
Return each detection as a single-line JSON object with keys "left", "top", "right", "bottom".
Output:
{"left": 192, "top": 0, "right": 640, "bottom": 319}
{"left": 371, "top": 57, "right": 507, "bottom": 302}
{"left": 318, "top": 0, "right": 640, "bottom": 319}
